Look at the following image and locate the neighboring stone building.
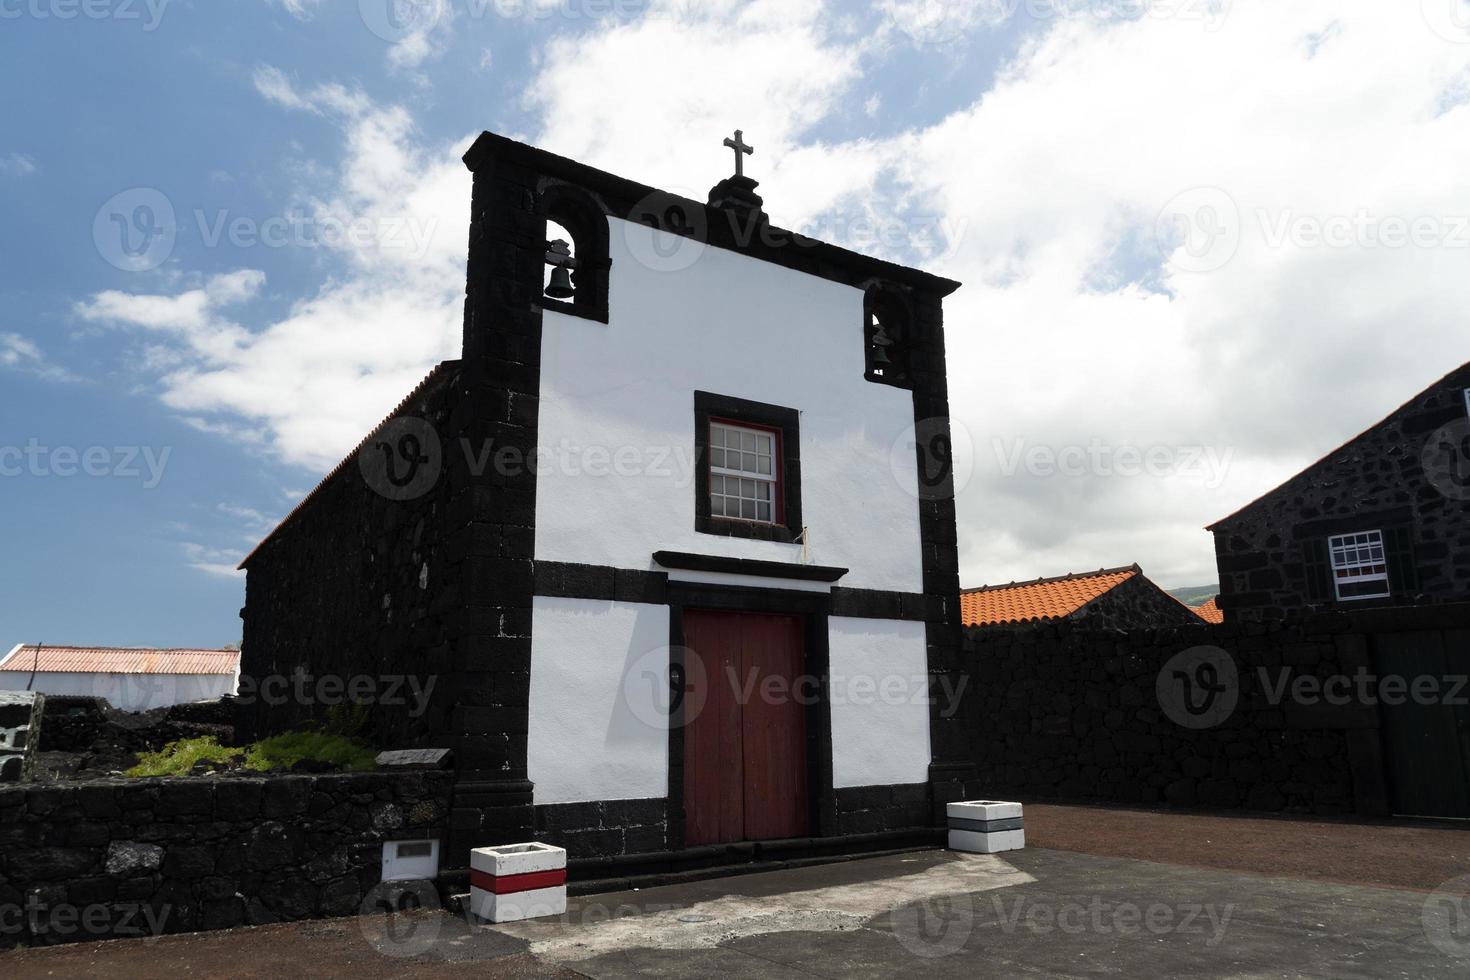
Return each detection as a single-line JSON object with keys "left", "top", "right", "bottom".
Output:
{"left": 1192, "top": 596, "right": 1224, "bottom": 624}
{"left": 960, "top": 565, "right": 1206, "bottom": 630}
{"left": 239, "top": 131, "right": 971, "bottom": 870}
{"left": 1209, "top": 362, "right": 1470, "bottom": 622}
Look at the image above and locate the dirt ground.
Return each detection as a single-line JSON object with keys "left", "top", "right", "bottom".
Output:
{"left": 1022, "top": 802, "right": 1470, "bottom": 893}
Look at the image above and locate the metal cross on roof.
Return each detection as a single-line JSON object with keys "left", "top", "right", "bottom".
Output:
{"left": 723, "top": 129, "right": 754, "bottom": 178}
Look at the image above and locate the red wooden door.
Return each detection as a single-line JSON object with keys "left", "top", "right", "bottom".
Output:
{"left": 682, "top": 610, "right": 809, "bottom": 845}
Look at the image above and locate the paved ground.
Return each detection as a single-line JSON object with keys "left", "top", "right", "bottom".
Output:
{"left": 6, "top": 805, "right": 1470, "bottom": 978}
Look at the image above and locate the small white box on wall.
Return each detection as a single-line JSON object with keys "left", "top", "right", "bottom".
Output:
{"left": 947, "top": 801, "right": 1025, "bottom": 854}
{"left": 469, "top": 842, "right": 567, "bottom": 923}
{"left": 381, "top": 839, "right": 440, "bottom": 882}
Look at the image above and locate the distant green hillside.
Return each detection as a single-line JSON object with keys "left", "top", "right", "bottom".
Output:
{"left": 1167, "top": 584, "right": 1220, "bottom": 607}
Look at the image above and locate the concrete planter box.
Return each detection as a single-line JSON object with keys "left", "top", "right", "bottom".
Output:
{"left": 947, "top": 800, "right": 1024, "bottom": 854}
{"left": 469, "top": 842, "right": 567, "bottom": 923}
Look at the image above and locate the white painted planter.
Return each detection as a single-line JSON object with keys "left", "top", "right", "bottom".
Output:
{"left": 469, "top": 842, "right": 567, "bottom": 923}
{"left": 946, "top": 800, "right": 1025, "bottom": 854}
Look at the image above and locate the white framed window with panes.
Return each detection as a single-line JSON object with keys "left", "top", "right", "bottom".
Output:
{"left": 708, "top": 420, "right": 779, "bottom": 524}
{"left": 1328, "top": 530, "right": 1391, "bottom": 601}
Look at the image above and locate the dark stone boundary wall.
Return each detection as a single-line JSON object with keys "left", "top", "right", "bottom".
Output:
{"left": 964, "top": 603, "right": 1470, "bottom": 816}
{"left": 0, "top": 771, "right": 451, "bottom": 949}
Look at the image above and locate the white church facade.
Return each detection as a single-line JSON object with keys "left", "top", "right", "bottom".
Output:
{"left": 240, "top": 131, "right": 973, "bottom": 872}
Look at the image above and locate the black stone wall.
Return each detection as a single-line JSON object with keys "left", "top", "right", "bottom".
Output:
{"left": 0, "top": 771, "right": 451, "bottom": 949}
{"left": 960, "top": 611, "right": 1439, "bottom": 815}
{"left": 532, "top": 799, "right": 669, "bottom": 859}
{"left": 1213, "top": 362, "right": 1470, "bottom": 621}
{"left": 238, "top": 363, "right": 466, "bottom": 751}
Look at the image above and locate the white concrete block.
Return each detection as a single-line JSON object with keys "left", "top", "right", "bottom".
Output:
{"left": 469, "top": 884, "right": 567, "bottom": 923}
{"left": 946, "top": 800, "right": 1022, "bottom": 821}
{"left": 470, "top": 842, "right": 566, "bottom": 877}
{"left": 469, "top": 842, "right": 568, "bottom": 924}
{"left": 948, "top": 828, "right": 1025, "bottom": 854}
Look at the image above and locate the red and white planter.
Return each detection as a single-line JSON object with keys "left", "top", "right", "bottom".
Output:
{"left": 946, "top": 800, "right": 1025, "bottom": 854}
{"left": 469, "top": 842, "right": 568, "bottom": 923}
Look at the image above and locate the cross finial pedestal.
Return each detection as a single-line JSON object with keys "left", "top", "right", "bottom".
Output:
{"left": 723, "top": 129, "right": 754, "bottom": 178}
{"left": 709, "top": 128, "right": 765, "bottom": 221}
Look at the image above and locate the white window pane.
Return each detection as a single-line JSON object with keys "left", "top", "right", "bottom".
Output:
{"left": 742, "top": 432, "right": 756, "bottom": 452}
{"left": 757, "top": 501, "right": 772, "bottom": 521}
{"left": 711, "top": 447, "right": 726, "bottom": 468}
{"left": 758, "top": 456, "right": 772, "bottom": 475}
{"left": 741, "top": 499, "right": 755, "bottom": 520}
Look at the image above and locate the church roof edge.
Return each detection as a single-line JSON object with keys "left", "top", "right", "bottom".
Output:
{"left": 462, "top": 130, "right": 962, "bottom": 300}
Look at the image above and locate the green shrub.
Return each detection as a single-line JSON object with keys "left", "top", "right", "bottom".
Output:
{"left": 243, "top": 730, "right": 377, "bottom": 773}
{"left": 127, "top": 736, "right": 243, "bottom": 777}
{"left": 126, "top": 730, "right": 377, "bottom": 778}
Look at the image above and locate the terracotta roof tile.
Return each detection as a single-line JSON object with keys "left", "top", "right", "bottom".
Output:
{"left": 1193, "top": 596, "right": 1225, "bottom": 624}
{"left": 0, "top": 646, "right": 238, "bottom": 676}
{"left": 960, "top": 566, "right": 1139, "bottom": 627}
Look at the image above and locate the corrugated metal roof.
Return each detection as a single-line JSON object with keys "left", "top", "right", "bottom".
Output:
{"left": 0, "top": 646, "right": 239, "bottom": 676}
{"left": 960, "top": 566, "right": 1139, "bottom": 627}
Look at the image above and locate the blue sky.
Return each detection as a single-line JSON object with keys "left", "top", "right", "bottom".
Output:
{"left": 3, "top": 0, "right": 1469, "bottom": 646}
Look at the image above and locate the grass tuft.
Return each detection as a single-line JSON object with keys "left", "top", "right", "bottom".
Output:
{"left": 243, "top": 730, "right": 377, "bottom": 772}
{"left": 126, "top": 736, "right": 243, "bottom": 777}
{"left": 126, "top": 730, "right": 377, "bottom": 777}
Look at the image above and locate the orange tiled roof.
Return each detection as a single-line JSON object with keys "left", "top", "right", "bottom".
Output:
{"left": 1193, "top": 597, "right": 1224, "bottom": 624}
{"left": 0, "top": 645, "right": 238, "bottom": 676}
{"left": 960, "top": 566, "right": 1139, "bottom": 627}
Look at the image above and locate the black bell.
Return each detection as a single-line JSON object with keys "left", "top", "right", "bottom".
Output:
{"left": 545, "top": 265, "right": 575, "bottom": 300}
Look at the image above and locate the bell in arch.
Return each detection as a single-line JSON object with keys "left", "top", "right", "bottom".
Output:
{"left": 545, "top": 237, "right": 576, "bottom": 299}
{"left": 545, "top": 265, "right": 575, "bottom": 299}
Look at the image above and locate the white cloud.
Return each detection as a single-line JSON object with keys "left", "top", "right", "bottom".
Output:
{"left": 526, "top": 0, "right": 870, "bottom": 207}
{"left": 876, "top": 0, "right": 1009, "bottom": 46}
{"left": 0, "top": 332, "right": 78, "bottom": 382}
{"left": 0, "top": 153, "right": 37, "bottom": 177}
{"left": 75, "top": 74, "right": 471, "bottom": 472}
{"left": 218, "top": 502, "right": 274, "bottom": 531}
{"left": 271, "top": 0, "right": 324, "bottom": 19}
{"left": 182, "top": 542, "right": 246, "bottom": 579}
{"left": 252, "top": 65, "right": 371, "bottom": 118}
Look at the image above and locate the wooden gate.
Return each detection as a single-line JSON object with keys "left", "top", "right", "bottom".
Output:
{"left": 681, "top": 610, "right": 810, "bottom": 845}
{"left": 1372, "top": 628, "right": 1470, "bottom": 818}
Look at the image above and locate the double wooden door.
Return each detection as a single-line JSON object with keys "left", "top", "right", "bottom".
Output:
{"left": 681, "top": 610, "right": 810, "bottom": 845}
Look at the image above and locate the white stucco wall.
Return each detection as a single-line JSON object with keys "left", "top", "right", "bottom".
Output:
{"left": 827, "top": 617, "right": 932, "bottom": 789}
{"left": 0, "top": 672, "right": 235, "bottom": 712}
{"left": 534, "top": 217, "right": 925, "bottom": 593}
{"left": 527, "top": 596, "right": 671, "bottom": 805}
